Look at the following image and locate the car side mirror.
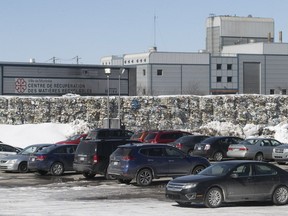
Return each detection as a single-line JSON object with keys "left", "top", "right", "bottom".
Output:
{"left": 230, "top": 173, "right": 239, "bottom": 179}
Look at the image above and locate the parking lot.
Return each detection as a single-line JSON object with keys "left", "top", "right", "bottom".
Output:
{"left": 1, "top": 164, "right": 288, "bottom": 216}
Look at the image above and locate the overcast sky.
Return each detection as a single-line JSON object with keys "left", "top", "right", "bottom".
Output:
{"left": 0, "top": 0, "right": 287, "bottom": 64}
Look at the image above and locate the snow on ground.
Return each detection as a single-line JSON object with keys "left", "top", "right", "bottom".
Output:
{"left": 1, "top": 121, "right": 288, "bottom": 148}
{"left": 0, "top": 183, "right": 288, "bottom": 216}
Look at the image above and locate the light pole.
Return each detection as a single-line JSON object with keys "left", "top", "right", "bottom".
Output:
{"left": 105, "top": 68, "right": 111, "bottom": 128}
{"left": 118, "top": 69, "right": 125, "bottom": 124}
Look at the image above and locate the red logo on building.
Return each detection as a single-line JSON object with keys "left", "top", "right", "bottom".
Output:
{"left": 15, "top": 78, "right": 27, "bottom": 93}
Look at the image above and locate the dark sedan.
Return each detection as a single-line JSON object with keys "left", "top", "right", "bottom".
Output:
{"left": 28, "top": 144, "right": 78, "bottom": 176}
{"left": 193, "top": 136, "right": 244, "bottom": 161}
{"left": 166, "top": 160, "right": 288, "bottom": 208}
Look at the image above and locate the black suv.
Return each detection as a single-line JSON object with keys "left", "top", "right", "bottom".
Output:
{"left": 84, "top": 128, "right": 133, "bottom": 140}
{"left": 193, "top": 136, "right": 244, "bottom": 161}
{"left": 107, "top": 143, "right": 210, "bottom": 186}
{"left": 73, "top": 139, "right": 138, "bottom": 179}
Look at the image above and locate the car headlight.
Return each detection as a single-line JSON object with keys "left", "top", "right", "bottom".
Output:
{"left": 7, "top": 159, "right": 18, "bottom": 164}
{"left": 284, "top": 149, "right": 288, "bottom": 153}
{"left": 182, "top": 183, "right": 198, "bottom": 189}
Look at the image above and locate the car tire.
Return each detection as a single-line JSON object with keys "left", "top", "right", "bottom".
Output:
{"left": 254, "top": 153, "right": 264, "bottom": 161}
{"left": 272, "top": 186, "right": 288, "bottom": 205}
{"left": 204, "top": 187, "right": 223, "bottom": 208}
{"left": 213, "top": 152, "right": 223, "bottom": 161}
{"left": 191, "top": 165, "right": 205, "bottom": 174}
{"left": 117, "top": 178, "right": 132, "bottom": 184}
{"left": 136, "top": 168, "right": 153, "bottom": 186}
{"left": 50, "top": 162, "right": 64, "bottom": 176}
{"left": 18, "top": 162, "right": 28, "bottom": 173}
{"left": 37, "top": 170, "right": 48, "bottom": 175}
{"left": 83, "top": 172, "right": 96, "bottom": 179}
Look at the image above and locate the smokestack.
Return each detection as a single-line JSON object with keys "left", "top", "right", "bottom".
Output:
{"left": 268, "top": 32, "right": 271, "bottom": 43}
{"left": 279, "top": 31, "right": 283, "bottom": 43}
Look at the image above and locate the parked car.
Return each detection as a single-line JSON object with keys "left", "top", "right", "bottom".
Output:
{"left": 0, "top": 143, "right": 22, "bottom": 160}
{"left": 144, "top": 130, "right": 192, "bottom": 144}
{"left": 28, "top": 144, "right": 78, "bottom": 176}
{"left": 169, "top": 135, "right": 210, "bottom": 155}
{"left": 193, "top": 136, "right": 244, "bottom": 161}
{"left": 73, "top": 139, "right": 139, "bottom": 179}
{"left": 130, "top": 130, "right": 156, "bottom": 142}
{"left": 0, "top": 143, "right": 52, "bottom": 173}
{"left": 56, "top": 133, "right": 87, "bottom": 144}
{"left": 227, "top": 138, "right": 282, "bottom": 161}
{"left": 84, "top": 128, "right": 133, "bottom": 140}
{"left": 272, "top": 144, "right": 288, "bottom": 164}
{"left": 166, "top": 160, "right": 288, "bottom": 208}
{"left": 107, "top": 143, "right": 210, "bottom": 186}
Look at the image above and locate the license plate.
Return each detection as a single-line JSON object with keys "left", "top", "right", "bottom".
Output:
{"left": 31, "top": 158, "right": 35, "bottom": 161}
{"left": 198, "top": 147, "right": 201, "bottom": 150}
{"left": 113, "top": 161, "right": 119, "bottom": 165}
{"left": 80, "top": 157, "right": 85, "bottom": 161}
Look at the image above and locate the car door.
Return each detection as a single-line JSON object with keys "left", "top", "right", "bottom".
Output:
{"left": 145, "top": 147, "right": 169, "bottom": 176}
{"left": 55, "top": 145, "right": 76, "bottom": 171}
{"left": 225, "top": 164, "right": 256, "bottom": 201}
{"left": 251, "top": 163, "right": 279, "bottom": 199}
{"left": 163, "top": 147, "right": 191, "bottom": 175}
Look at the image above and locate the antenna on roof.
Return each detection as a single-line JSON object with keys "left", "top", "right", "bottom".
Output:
{"left": 154, "top": 14, "right": 157, "bottom": 47}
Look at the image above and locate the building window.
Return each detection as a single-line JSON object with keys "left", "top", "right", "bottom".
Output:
{"left": 216, "top": 64, "right": 222, "bottom": 70}
{"left": 227, "top": 76, "right": 232, "bottom": 82}
{"left": 227, "top": 64, "right": 232, "bottom": 70}
{"left": 157, "top": 69, "right": 163, "bottom": 76}
{"left": 143, "top": 69, "right": 146, "bottom": 76}
{"left": 143, "top": 88, "right": 146, "bottom": 95}
{"left": 216, "top": 76, "right": 222, "bottom": 82}
{"left": 270, "top": 89, "right": 274, "bottom": 94}
{"left": 282, "top": 89, "right": 287, "bottom": 95}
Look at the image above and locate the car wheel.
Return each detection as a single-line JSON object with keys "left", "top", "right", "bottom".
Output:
{"left": 50, "top": 162, "right": 64, "bottom": 176}
{"left": 254, "top": 153, "right": 264, "bottom": 161}
{"left": 213, "top": 152, "right": 223, "bottom": 161}
{"left": 273, "top": 186, "right": 288, "bottom": 205}
{"left": 18, "top": 162, "right": 28, "bottom": 173}
{"left": 136, "top": 168, "right": 153, "bottom": 186}
{"left": 191, "top": 165, "right": 205, "bottom": 174}
{"left": 37, "top": 170, "right": 48, "bottom": 175}
{"left": 204, "top": 187, "right": 223, "bottom": 208}
{"left": 83, "top": 172, "right": 96, "bottom": 179}
{"left": 117, "top": 178, "right": 132, "bottom": 184}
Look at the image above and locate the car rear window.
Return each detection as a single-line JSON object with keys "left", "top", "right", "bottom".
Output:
{"left": 76, "top": 143, "right": 97, "bottom": 154}
{"left": 112, "top": 147, "right": 132, "bottom": 157}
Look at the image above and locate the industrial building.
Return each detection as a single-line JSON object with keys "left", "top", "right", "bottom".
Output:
{"left": 102, "top": 15, "right": 288, "bottom": 96}
{"left": 0, "top": 62, "right": 136, "bottom": 96}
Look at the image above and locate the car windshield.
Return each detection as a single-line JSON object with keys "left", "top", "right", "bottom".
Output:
{"left": 199, "top": 163, "right": 233, "bottom": 176}
{"left": 66, "top": 134, "right": 81, "bottom": 141}
{"left": 20, "top": 145, "right": 50, "bottom": 155}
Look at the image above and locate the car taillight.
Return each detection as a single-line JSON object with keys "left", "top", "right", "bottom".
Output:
{"left": 122, "top": 156, "right": 134, "bottom": 161}
{"left": 93, "top": 154, "right": 98, "bottom": 163}
{"left": 239, "top": 147, "right": 248, "bottom": 151}
{"left": 176, "top": 143, "right": 183, "bottom": 149}
{"left": 204, "top": 144, "right": 210, "bottom": 150}
{"left": 36, "top": 155, "right": 47, "bottom": 161}
{"left": 150, "top": 140, "right": 157, "bottom": 143}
